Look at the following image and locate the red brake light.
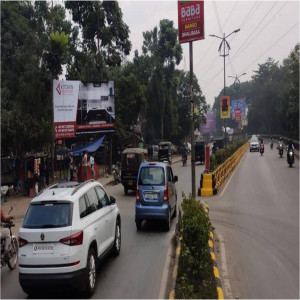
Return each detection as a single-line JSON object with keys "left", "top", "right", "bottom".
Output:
{"left": 136, "top": 186, "right": 140, "bottom": 203}
{"left": 164, "top": 185, "right": 168, "bottom": 202}
{"left": 18, "top": 236, "right": 28, "bottom": 247}
{"left": 60, "top": 231, "right": 83, "bottom": 246}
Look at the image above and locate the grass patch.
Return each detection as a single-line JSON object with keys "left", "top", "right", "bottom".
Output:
{"left": 175, "top": 195, "right": 218, "bottom": 299}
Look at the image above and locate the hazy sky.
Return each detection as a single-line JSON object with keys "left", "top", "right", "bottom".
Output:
{"left": 118, "top": 0, "right": 299, "bottom": 107}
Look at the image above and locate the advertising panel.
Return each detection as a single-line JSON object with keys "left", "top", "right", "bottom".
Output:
{"left": 231, "top": 98, "right": 246, "bottom": 120}
{"left": 220, "top": 96, "right": 230, "bottom": 119}
{"left": 200, "top": 113, "right": 216, "bottom": 134}
{"left": 235, "top": 108, "right": 241, "bottom": 121}
{"left": 178, "top": 0, "right": 204, "bottom": 44}
{"left": 53, "top": 80, "right": 80, "bottom": 139}
{"left": 53, "top": 80, "right": 115, "bottom": 139}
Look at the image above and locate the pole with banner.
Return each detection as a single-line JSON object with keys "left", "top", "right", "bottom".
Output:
{"left": 178, "top": 0, "right": 204, "bottom": 198}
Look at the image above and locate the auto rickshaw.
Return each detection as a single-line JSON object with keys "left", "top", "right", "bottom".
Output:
{"left": 195, "top": 141, "right": 205, "bottom": 164}
{"left": 158, "top": 141, "right": 172, "bottom": 164}
{"left": 121, "top": 148, "right": 148, "bottom": 195}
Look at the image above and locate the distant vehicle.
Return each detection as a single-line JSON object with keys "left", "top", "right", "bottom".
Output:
{"left": 195, "top": 141, "right": 205, "bottom": 164}
{"left": 250, "top": 137, "right": 259, "bottom": 152}
{"left": 135, "top": 162, "right": 178, "bottom": 231}
{"left": 158, "top": 141, "right": 172, "bottom": 164}
{"left": 121, "top": 148, "right": 148, "bottom": 195}
{"left": 152, "top": 145, "right": 159, "bottom": 160}
{"left": 18, "top": 180, "right": 121, "bottom": 297}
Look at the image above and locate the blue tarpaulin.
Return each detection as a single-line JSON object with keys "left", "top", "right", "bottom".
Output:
{"left": 55, "top": 136, "right": 105, "bottom": 155}
{"left": 71, "top": 136, "right": 105, "bottom": 155}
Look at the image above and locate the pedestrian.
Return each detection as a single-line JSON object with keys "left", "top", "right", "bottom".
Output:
{"left": 89, "top": 153, "right": 95, "bottom": 179}
{"left": 70, "top": 153, "right": 74, "bottom": 181}
{"left": 44, "top": 158, "right": 50, "bottom": 186}
{"left": 82, "top": 151, "right": 88, "bottom": 181}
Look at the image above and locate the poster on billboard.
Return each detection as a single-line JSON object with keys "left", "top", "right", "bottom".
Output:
{"left": 220, "top": 96, "right": 230, "bottom": 119}
{"left": 231, "top": 98, "right": 246, "bottom": 120}
{"left": 53, "top": 80, "right": 80, "bottom": 139}
{"left": 53, "top": 80, "right": 115, "bottom": 139}
{"left": 200, "top": 113, "right": 216, "bottom": 134}
{"left": 178, "top": 0, "right": 204, "bottom": 44}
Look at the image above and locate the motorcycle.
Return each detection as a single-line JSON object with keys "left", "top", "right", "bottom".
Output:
{"left": 1, "top": 207, "right": 18, "bottom": 270}
{"left": 279, "top": 144, "right": 283, "bottom": 158}
{"left": 182, "top": 152, "right": 187, "bottom": 166}
{"left": 112, "top": 163, "right": 121, "bottom": 185}
{"left": 270, "top": 141, "right": 273, "bottom": 150}
{"left": 260, "top": 144, "right": 264, "bottom": 156}
{"left": 287, "top": 149, "right": 294, "bottom": 167}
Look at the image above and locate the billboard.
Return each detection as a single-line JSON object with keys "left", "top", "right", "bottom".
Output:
{"left": 231, "top": 98, "right": 246, "bottom": 120}
{"left": 220, "top": 96, "right": 230, "bottom": 119}
{"left": 178, "top": 1, "right": 204, "bottom": 44}
{"left": 200, "top": 113, "right": 216, "bottom": 134}
{"left": 53, "top": 80, "right": 115, "bottom": 139}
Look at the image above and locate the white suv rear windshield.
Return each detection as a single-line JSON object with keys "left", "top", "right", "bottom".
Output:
{"left": 23, "top": 202, "right": 72, "bottom": 229}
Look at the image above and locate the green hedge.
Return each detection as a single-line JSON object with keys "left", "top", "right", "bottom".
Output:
{"left": 175, "top": 195, "right": 217, "bottom": 299}
{"left": 210, "top": 139, "right": 248, "bottom": 171}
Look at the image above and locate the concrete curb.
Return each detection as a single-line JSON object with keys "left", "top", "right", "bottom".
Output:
{"left": 206, "top": 203, "right": 224, "bottom": 299}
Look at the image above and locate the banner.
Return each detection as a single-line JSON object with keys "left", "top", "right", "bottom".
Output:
{"left": 200, "top": 113, "right": 216, "bottom": 134}
{"left": 220, "top": 96, "right": 230, "bottom": 119}
{"left": 53, "top": 80, "right": 115, "bottom": 139}
{"left": 231, "top": 98, "right": 246, "bottom": 120}
{"left": 178, "top": 1, "right": 204, "bottom": 44}
{"left": 53, "top": 80, "right": 80, "bottom": 139}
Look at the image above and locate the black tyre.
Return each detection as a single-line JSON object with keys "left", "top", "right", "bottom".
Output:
{"left": 7, "top": 237, "right": 18, "bottom": 270}
{"left": 172, "top": 203, "right": 177, "bottom": 218}
{"left": 124, "top": 187, "right": 128, "bottom": 195}
{"left": 84, "top": 248, "right": 97, "bottom": 297}
{"left": 136, "top": 220, "right": 142, "bottom": 231}
{"left": 112, "top": 220, "right": 121, "bottom": 256}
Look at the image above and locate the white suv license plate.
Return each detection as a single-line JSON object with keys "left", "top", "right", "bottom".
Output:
{"left": 33, "top": 243, "right": 54, "bottom": 254}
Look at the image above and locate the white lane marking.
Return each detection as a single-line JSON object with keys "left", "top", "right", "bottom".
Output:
{"left": 219, "top": 233, "right": 233, "bottom": 299}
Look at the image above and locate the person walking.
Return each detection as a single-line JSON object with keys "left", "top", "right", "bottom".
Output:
{"left": 89, "top": 153, "right": 95, "bottom": 179}
{"left": 82, "top": 151, "right": 88, "bottom": 181}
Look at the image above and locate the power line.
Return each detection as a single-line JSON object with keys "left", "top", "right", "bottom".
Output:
{"left": 213, "top": 0, "right": 223, "bottom": 36}
{"left": 231, "top": 1, "right": 280, "bottom": 61}
{"left": 221, "top": 0, "right": 239, "bottom": 31}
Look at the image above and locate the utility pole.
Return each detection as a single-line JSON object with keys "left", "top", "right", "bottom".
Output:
{"left": 190, "top": 41, "right": 196, "bottom": 198}
{"left": 209, "top": 29, "right": 240, "bottom": 148}
{"left": 228, "top": 72, "right": 246, "bottom": 88}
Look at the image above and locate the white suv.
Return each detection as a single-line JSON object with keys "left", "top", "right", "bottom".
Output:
{"left": 18, "top": 180, "right": 121, "bottom": 297}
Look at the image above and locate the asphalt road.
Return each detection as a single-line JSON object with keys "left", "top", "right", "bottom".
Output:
{"left": 208, "top": 143, "right": 299, "bottom": 299}
{"left": 1, "top": 157, "right": 205, "bottom": 299}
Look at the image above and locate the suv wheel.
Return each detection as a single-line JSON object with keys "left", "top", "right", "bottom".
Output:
{"left": 84, "top": 248, "right": 97, "bottom": 297}
{"left": 113, "top": 220, "right": 121, "bottom": 256}
{"left": 172, "top": 204, "right": 177, "bottom": 218}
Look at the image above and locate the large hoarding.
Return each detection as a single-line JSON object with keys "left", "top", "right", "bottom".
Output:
{"left": 200, "top": 113, "right": 216, "bottom": 134}
{"left": 231, "top": 98, "right": 246, "bottom": 120}
{"left": 178, "top": 1, "right": 204, "bottom": 44}
{"left": 53, "top": 80, "right": 115, "bottom": 139}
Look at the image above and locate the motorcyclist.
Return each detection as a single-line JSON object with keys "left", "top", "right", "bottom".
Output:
{"left": 277, "top": 137, "right": 283, "bottom": 149}
{"left": 286, "top": 139, "right": 294, "bottom": 153}
{"left": 1, "top": 208, "right": 13, "bottom": 251}
{"left": 259, "top": 138, "right": 264, "bottom": 149}
{"left": 182, "top": 143, "right": 188, "bottom": 160}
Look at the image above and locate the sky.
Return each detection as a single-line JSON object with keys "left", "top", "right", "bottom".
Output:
{"left": 118, "top": 0, "right": 299, "bottom": 107}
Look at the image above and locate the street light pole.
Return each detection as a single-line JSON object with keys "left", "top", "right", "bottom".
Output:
{"left": 209, "top": 29, "right": 240, "bottom": 148}
{"left": 228, "top": 72, "right": 247, "bottom": 88}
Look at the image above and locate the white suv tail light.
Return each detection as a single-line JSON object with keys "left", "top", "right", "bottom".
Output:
{"left": 59, "top": 231, "right": 83, "bottom": 246}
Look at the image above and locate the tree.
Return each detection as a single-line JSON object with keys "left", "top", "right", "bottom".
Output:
{"left": 65, "top": 1, "right": 131, "bottom": 80}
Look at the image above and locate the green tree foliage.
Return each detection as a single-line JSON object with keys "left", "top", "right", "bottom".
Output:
{"left": 65, "top": 0, "right": 131, "bottom": 80}
{"left": 1, "top": 1, "right": 72, "bottom": 155}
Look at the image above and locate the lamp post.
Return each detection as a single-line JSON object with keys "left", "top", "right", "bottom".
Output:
{"left": 228, "top": 72, "right": 246, "bottom": 88}
{"left": 209, "top": 29, "right": 240, "bottom": 148}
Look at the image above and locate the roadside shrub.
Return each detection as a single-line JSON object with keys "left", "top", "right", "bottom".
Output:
{"left": 175, "top": 195, "right": 217, "bottom": 299}
{"left": 210, "top": 139, "right": 248, "bottom": 171}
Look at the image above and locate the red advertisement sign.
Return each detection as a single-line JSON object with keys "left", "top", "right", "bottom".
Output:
{"left": 235, "top": 108, "right": 241, "bottom": 121}
{"left": 53, "top": 122, "right": 76, "bottom": 139}
{"left": 178, "top": 0, "right": 204, "bottom": 44}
